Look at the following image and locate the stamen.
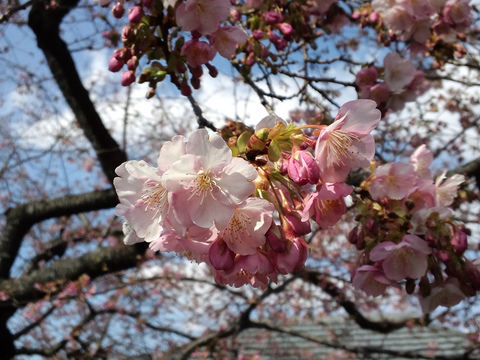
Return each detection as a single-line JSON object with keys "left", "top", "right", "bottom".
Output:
{"left": 187, "top": 168, "right": 223, "bottom": 205}
{"left": 328, "top": 130, "right": 361, "bottom": 166}
{"left": 140, "top": 181, "right": 169, "bottom": 220}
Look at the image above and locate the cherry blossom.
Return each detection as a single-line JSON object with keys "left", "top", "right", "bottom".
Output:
{"left": 162, "top": 129, "right": 257, "bottom": 230}
{"left": 352, "top": 265, "right": 395, "bottom": 297}
{"left": 181, "top": 39, "right": 216, "bottom": 68}
{"left": 301, "top": 182, "right": 352, "bottom": 229}
{"left": 210, "top": 26, "right": 248, "bottom": 59}
{"left": 114, "top": 160, "right": 169, "bottom": 242}
{"left": 434, "top": 172, "right": 465, "bottom": 206}
{"left": 175, "top": 0, "right": 231, "bottom": 35}
{"left": 370, "top": 234, "right": 432, "bottom": 281}
{"left": 220, "top": 197, "right": 274, "bottom": 255}
{"left": 314, "top": 99, "right": 381, "bottom": 182}
{"left": 369, "top": 162, "right": 417, "bottom": 200}
{"left": 383, "top": 52, "right": 416, "bottom": 94}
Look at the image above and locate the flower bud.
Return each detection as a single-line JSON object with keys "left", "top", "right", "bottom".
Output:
{"left": 284, "top": 212, "right": 311, "bottom": 236}
{"left": 129, "top": 6, "right": 144, "bottom": 23}
{"left": 263, "top": 11, "right": 283, "bottom": 25}
{"left": 266, "top": 225, "right": 287, "bottom": 253}
{"left": 108, "top": 56, "right": 124, "bottom": 72}
{"left": 180, "top": 81, "right": 192, "bottom": 96}
{"left": 121, "top": 70, "right": 136, "bottom": 86}
{"left": 287, "top": 150, "right": 320, "bottom": 186}
{"left": 451, "top": 226, "right": 468, "bottom": 255}
{"left": 127, "top": 56, "right": 138, "bottom": 71}
{"left": 277, "top": 23, "right": 293, "bottom": 36}
{"left": 272, "top": 237, "right": 308, "bottom": 274}
{"left": 209, "top": 239, "right": 235, "bottom": 272}
{"left": 112, "top": 2, "right": 125, "bottom": 18}
{"left": 252, "top": 30, "right": 264, "bottom": 40}
{"left": 143, "top": 0, "right": 154, "bottom": 7}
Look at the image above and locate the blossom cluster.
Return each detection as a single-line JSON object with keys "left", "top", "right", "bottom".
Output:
{"left": 356, "top": 52, "right": 430, "bottom": 114}
{"left": 351, "top": 144, "right": 474, "bottom": 313}
{"left": 114, "top": 99, "right": 382, "bottom": 288}
{"left": 104, "top": 0, "right": 348, "bottom": 95}
{"left": 371, "top": 0, "right": 473, "bottom": 45}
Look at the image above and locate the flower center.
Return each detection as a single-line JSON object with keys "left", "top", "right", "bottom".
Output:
{"left": 188, "top": 168, "right": 221, "bottom": 204}
{"left": 328, "top": 129, "right": 361, "bottom": 166}
{"left": 140, "top": 181, "right": 169, "bottom": 220}
{"left": 224, "top": 211, "right": 252, "bottom": 245}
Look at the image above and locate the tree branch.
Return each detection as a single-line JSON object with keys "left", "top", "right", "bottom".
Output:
{"left": 27, "top": 0, "right": 127, "bottom": 183}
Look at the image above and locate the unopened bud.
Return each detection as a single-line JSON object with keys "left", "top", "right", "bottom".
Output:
{"left": 112, "top": 2, "right": 125, "bottom": 18}
{"left": 121, "top": 70, "right": 136, "bottom": 86}
{"left": 128, "top": 6, "right": 144, "bottom": 23}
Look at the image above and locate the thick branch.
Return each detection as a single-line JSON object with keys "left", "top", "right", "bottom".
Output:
{"left": 300, "top": 270, "right": 429, "bottom": 333}
{"left": 0, "top": 189, "right": 118, "bottom": 279}
{"left": 0, "top": 242, "right": 147, "bottom": 306}
{"left": 27, "top": 0, "right": 126, "bottom": 183}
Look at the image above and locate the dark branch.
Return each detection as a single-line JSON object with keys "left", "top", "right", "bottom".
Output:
{"left": 27, "top": 0, "right": 127, "bottom": 183}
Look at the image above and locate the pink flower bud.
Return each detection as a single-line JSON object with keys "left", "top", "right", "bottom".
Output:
{"left": 451, "top": 226, "right": 468, "bottom": 255}
{"left": 287, "top": 150, "right": 320, "bottom": 186}
{"left": 369, "top": 83, "right": 391, "bottom": 104}
{"left": 252, "top": 29, "right": 264, "bottom": 40}
{"left": 206, "top": 63, "right": 218, "bottom": 78}
{"left": 269, "top": 32, "right": 287, "bottom": 51}
{"left": 277, "top": 23, "right": 293, "bottom": 36}
{"left": 180, "top": 81, "right": 192, "bottom": 96}
{"left": 127, "top": 56, "right": 138, "bottom": 71}
{"left": 209, "top": 239, "right": 235, "bottom": 272}
{"left": 266, "top": 225, "right": 287, "bottom": 253}
{"left": 245, "top": 52, "right": 255, "bottom": 66}
{"left": 369, "top": 12, "right": 380, "bottom": 24}
{"left": 128, "top": 6, "right": 144, "bottom": 23}
{"left": 284, "top": 212, "right": 311, "bottom": 236}
{"left": 112, "top": 2, "right": 125, "bottom": 18}
{"left": 272, "top": 237, "right": 308, "bottom": 274}
{"left": 230, "top": 9, "right": 240, "bottom": 21}
{"left": 263, "top": 11, "right": 283, "bottom": 25}
{"left": 121, "top": 70, "right": 136, "bottom": 86}
{"left": 108, "top": 56, "right": 124, "bottom": 72}
{"left": 437, "top": 250, "right": 451, "bottom": 263}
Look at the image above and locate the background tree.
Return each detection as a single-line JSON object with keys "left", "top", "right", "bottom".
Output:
{"left": 0, "top": 0, "right": 480, "bottom": 358}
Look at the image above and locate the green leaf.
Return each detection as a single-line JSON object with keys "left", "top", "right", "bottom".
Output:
{"left": 237, "top": 131, "right": 252, "bottom": 154}
{"left": 268, "top": 139, "right": 282, "bottom": 162}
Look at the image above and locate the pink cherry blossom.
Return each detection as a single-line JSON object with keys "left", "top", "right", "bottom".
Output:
{"left": 180, "top": 39, "right": 216, "bottom": 68}
{"left": 434, "top": 172, "right": 464, "bottom": 206}
{"left": 352, "top": 265, "right": 394, "bottom": 297}
{"left": 209, "top": 26, "right": 248, "bottom": 59}
{"left": 175, "top": 0, "right": 231, "bottom": 35}
{"left": 419, "top": 278, "right": 465, "bottom": 313}
{"left": 220, "top": 197, "right": 274, "bottom": 255}
{"left": 383, "top": 6, "right": 415, "bottom": 33}
{"left": 384, "top": 52, "right": 416, "bottom": 94}
{"left": 355, "top": 66, "right": 378, "bottom": 89}
{"left": 370, "top": 234, "right": 432, "bottom": 281}
{"left": 162, "top": 129, "right": 258, "bottom": 230}
{"left": 410, "top": 144, "right": 433, "bottom": 179}
{"left": 442, "top": 0, "right": 472, "bottom": 30}
{"left": 314, "top": 99, "right": 381, "bottom": 182}
{"left": 369, "top": 162, "right": 417, "bottom": 200}
{"left": 409, "top": 206, "right": 453, "bottom": 234}
{"left": 215, "top": 251, "right": 277, "bottom": 288}
{"left": 114, "top": 160, "right": 170, "bottom": 242}
{"left": 150, "top": 224, "right": 215, "bottom": 264}
{"left": 301, "top": 182, "right": 352, "bottom": 228}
